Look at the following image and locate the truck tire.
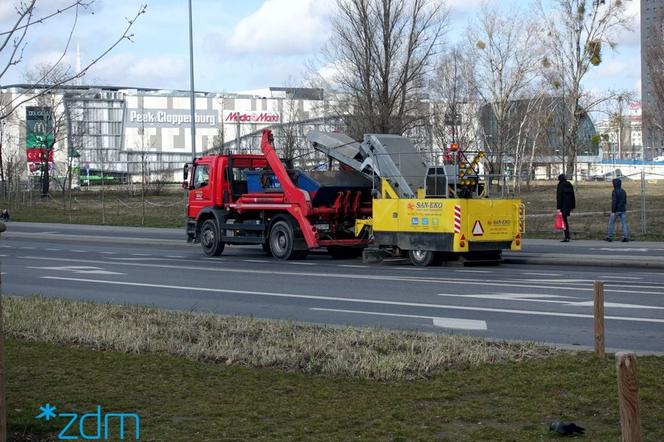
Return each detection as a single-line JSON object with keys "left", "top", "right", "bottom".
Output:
{"left": 408, "top": 250, "right": 438, "bottom": 266}
{"left": 269, "top": 220, "right": 298, "bottom": 260}
{"left": 200, "top": 219, "right": 225, "bottom": 256}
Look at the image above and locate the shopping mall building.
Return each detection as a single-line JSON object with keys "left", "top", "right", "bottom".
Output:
{"left": 0, "top": 84, "right": 338, "bottom": 184}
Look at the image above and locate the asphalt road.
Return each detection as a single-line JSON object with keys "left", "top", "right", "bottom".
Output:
{"left": 2, "top": 222, "right": 664, "bottom": 353}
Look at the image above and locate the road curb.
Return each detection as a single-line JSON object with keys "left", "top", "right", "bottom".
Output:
{"left": 504, "top": 253, "right": 664, "bottom": 270}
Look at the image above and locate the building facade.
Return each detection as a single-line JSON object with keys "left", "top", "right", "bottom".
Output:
{"left": 0, "top": 85, "right": 338, "bottom": 184}
{"left": 641, "top": 0, "right": 664, "bottom": 157}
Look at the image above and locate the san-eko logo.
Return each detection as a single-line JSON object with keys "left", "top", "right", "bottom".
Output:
{"left": 224, "top": 111, "right": 280, "bottom": 123}
{"left": 36, "top": 403, "right": 140, "bottom": 440}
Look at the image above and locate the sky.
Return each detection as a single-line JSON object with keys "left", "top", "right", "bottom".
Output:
{"left": 0, "top": 0, "right": 642, "bottom": 98}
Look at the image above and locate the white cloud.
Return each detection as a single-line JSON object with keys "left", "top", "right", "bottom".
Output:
{"left": 226, "top": 0, "right": 335, "bottom": 56}
{"left": 90, "top": 53, "right": 188, "bottom": 89}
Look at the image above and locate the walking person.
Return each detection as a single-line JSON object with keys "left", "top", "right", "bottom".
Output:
{"left": 606, "top": 178, "right": 629, "bottom": 242}
{"left": 556, "top": 174, "right": 575, "bottom": 242}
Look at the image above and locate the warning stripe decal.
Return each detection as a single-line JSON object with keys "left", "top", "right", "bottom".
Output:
{"left": 453, "top": 205, "right": 461, "bottom": 233}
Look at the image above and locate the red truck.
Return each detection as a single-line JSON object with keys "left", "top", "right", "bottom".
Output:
{"left": 185, "top": 129, "right": 373, "bottom": 259}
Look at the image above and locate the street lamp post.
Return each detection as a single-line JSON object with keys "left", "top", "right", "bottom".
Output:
{"left": 188, "top": 0, "right": 196, "bottom": 162}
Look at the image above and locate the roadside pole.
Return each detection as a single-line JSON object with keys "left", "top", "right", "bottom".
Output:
{"left": 593, "top": 281, "right": 605, "bottom": 357}
{"left": 640, "top": 170, "right": 646, "bottom": 235}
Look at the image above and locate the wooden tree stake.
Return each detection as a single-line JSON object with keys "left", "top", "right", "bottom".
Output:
{"left": 616, "top": 352, "right": 642, "bottom": 442}
{"left": 594, "top": 281, "right": 605, "bottom": 357}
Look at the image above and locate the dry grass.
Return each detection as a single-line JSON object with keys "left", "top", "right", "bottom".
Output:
{"left": 521, "top": 180, "right": 664, "bottom": 239}
{"left": 4, "top": 296, "right": 558, "bottom": 381}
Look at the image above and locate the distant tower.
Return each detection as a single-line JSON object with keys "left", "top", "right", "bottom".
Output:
{"left": 641, "top": 0, "right": 664, "bottom": 158}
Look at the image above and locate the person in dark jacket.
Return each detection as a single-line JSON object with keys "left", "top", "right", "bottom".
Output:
{"left": 606, "top": 178, "right": 628, "bottom": 242}
{"left": 556, "top": 174, "right": 575, "bottom": 242}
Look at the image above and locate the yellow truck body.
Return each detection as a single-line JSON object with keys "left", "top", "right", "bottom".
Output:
{"left": 359, "top": 180, "right": 524, "bottom": 254}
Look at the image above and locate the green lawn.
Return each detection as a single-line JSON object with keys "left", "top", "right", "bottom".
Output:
{"left": 7, "top": 339, "right": 664, "bottom": 441}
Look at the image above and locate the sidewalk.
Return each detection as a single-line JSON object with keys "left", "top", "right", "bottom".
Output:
{"left": 504, "top": 238, "right": 664, "bottom": 269}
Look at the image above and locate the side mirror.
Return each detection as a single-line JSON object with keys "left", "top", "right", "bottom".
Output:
{"left": 183, "top": 164, "right": 189, "bottom": 180}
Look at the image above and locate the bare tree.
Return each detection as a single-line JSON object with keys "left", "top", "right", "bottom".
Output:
{"left": 540, "top": 0, "right": 632, "bottom": 175}
{"left": 430, "top": 47, "right": 481, "bottom": 155}
{"left": 323, "top": 0, "right": 447, "bottom": 138}
{"left": 0, "top": 1, "right": 147, "bottom": 121}
{"left": 466, "top": 5, "right": 542, "bottom": 179}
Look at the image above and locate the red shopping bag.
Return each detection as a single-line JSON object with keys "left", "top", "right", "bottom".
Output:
{"left": 554, "top": 210, "right": 566, "bottom": 230}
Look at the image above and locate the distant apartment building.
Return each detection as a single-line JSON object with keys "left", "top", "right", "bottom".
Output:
{"left": 641, "top": 0, "right": 664, "bottom": 158}
{"left": 595, "top": 102, "right": 644, "bottom": 160}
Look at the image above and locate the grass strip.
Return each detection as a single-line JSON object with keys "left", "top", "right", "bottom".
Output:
{"left": 4, "top": 296, "right": 557, "bottom": 382}
{"left": 6, "top": 340, "right": 664, "bottom": 441}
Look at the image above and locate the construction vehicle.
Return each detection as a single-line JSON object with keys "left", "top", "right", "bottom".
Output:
{"left": 184, "top": 130, "right": 372, "bottom": 260}
{"left": 185, "top": 129, "right": 523, "bottom": 265}
{"left": 306, "top": 131, "right": 524, "bottom": 265}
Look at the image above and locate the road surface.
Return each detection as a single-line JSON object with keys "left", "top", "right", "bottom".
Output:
{"left": 2, "top": 222, "right": 663, "bottom": 353}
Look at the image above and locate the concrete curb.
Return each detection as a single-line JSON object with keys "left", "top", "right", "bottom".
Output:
{"left": 504, "top": 253, "right": 664, "bottom": 270}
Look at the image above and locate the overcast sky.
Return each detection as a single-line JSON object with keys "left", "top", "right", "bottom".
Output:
{"left": 0, "top": 0, "right": 642, "bottom": 98}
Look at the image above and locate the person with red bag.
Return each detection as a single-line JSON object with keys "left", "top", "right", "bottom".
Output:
{"left": 556, "top": 174, "right": 575, "bottom": 242}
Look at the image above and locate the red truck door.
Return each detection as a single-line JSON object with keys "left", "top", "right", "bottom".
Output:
{"left": 187, "top": 159, "right": 214, "bottom": 219}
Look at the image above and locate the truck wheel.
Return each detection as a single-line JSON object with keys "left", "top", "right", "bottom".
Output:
{"left": 269, "top": 220, "right": 297, "bottom": 260}
{"left": 408, "top": 250, "right": 438, "bottom": 266}
{"left": 200, "top": 219, "right": 225, "bottom": 256}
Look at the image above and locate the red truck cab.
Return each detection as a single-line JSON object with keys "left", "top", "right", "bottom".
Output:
{"left": 185, "top": 130, "right": 372, "bottom": 260}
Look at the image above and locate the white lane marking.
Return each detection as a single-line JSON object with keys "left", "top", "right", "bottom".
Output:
{"left": 590, "top": 247, "right": 649, "bottom": 252}
{"left": 166, "top": 255, "right": 185, "bottom": 259}
{"left": 521, "top": 278, "right": 589, "bottom": 284}
{"left": 438, "top": 293, "right": 664, "bottom": 310}
{"left": 131, "top": 253, "right": 151, "bottom": 256}
{"left": 243, "top": 259, "right": 269, "bottom": 263}
{"left": 567, "top": 301, "right": 664, "bottom": 310}
{"left": 37, "top": 231, "right": 58, "bottom": 234}
{"left": 71, "top": 250, "right": 87, "bottom": 253}
{"left": 396, "top": 267, "right": 427, "bottom": 271}
{"left": 454, "top": 269, "right": 490, "bottom": 273}
{"left": 338, "top": 265, "right": 369, "bottom": 269}
{"left": 522, "top": 272, "right": 562, "bottom": 277}
{"left": 597, "top": 275, "right": 642, "bottom": 280}
{"left": 39, "top": 276, "right": 664, "bottom": 324}
{"left": 0, "top": 245, "right": 11, "bottom": 248}
{"left": 310, "top": 307, "right": 488, "bottom": 330}
{"left": 288, "top": 262, "right": 316, "bottom": 266}
{"left": 109, "top": 257, "right": 172, "bottom": 261}
{"left": 100, "top": 252, "right": 117, "bottom": 255}
{"left": 19, "top": 247, "right": 35, "bottom": 250}
{"left": 28, "top": 266, "right": 125, "bottom": 275}
{"left": 21, "top": 256, "right": 664, "bottom": 295}
{"left": 46, "top": 248, "right": 61, "bottom": 251}
{"left": 0, "top": 254, "right": 7, "bottom": 257}
{"left": 438, "top": 293, "right": 581, "bottom": 305}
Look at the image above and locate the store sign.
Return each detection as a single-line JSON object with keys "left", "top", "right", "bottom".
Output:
{"left": 25, "top": 106, "right": 54, "bottom": 175}
{"left": 223, "top": 110, "right": 281, "bottom": 124}
{"left": 125, "top": 109, "right": 217, "bottom": 128}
